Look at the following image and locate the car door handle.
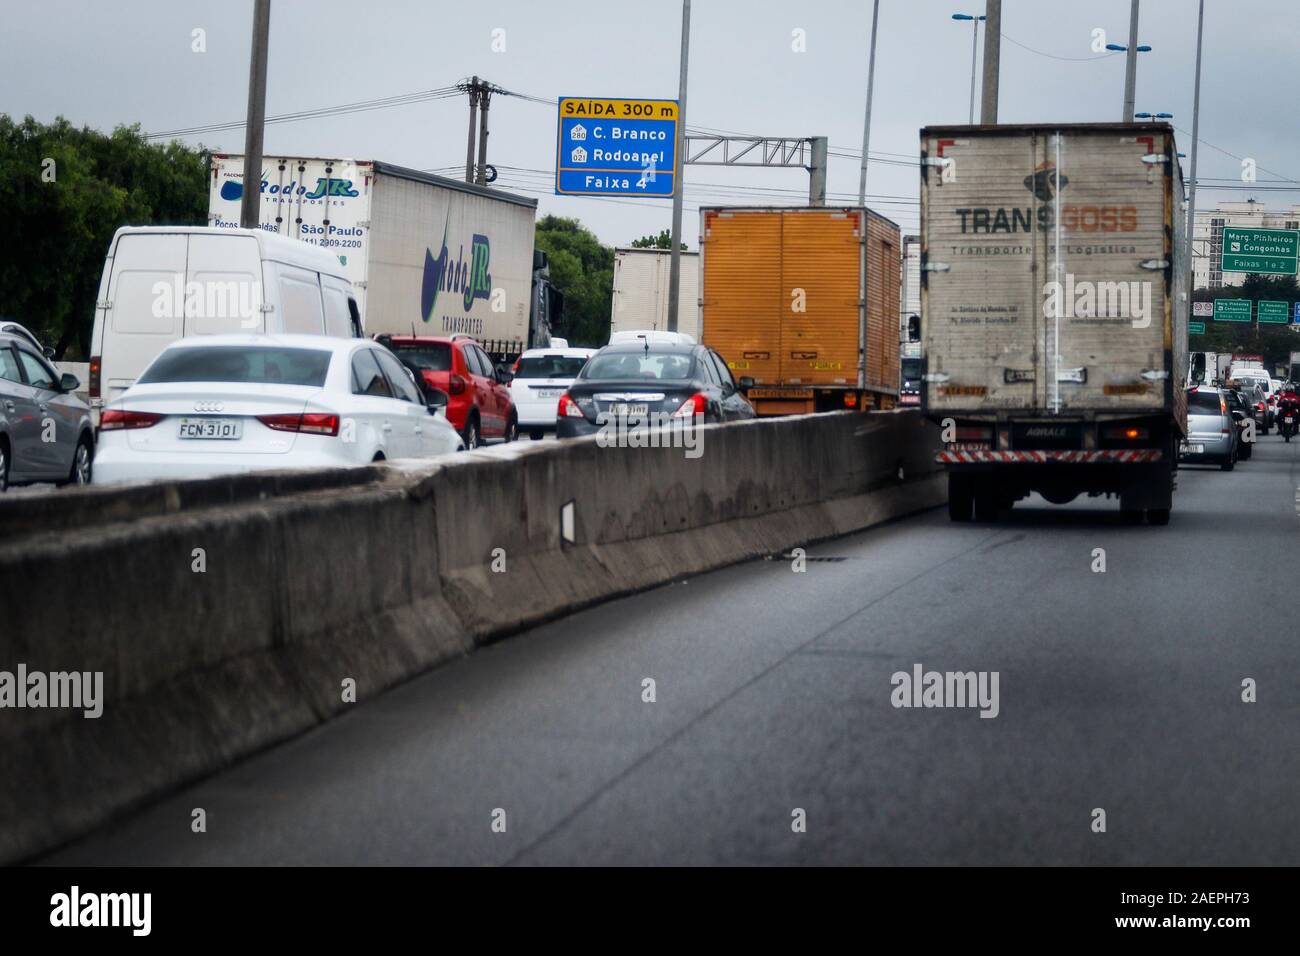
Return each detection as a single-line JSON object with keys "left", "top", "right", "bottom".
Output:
{"left": 3, "top": 401, "right": 13, "bottom": 413}
{"left": 38, "top": 403, "right": 48, "bottom": 412}
{"left": 413, "top": 425, "right": 423, "bottom": 435}
{"left": 381, "top": 423, "right": 393, "bottom": 432}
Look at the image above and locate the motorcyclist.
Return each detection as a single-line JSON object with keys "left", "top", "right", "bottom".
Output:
{"left": 1277, "top": 384, "right": 1300, "bottom": 440}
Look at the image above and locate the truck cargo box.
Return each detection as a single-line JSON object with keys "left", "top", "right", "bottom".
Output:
{"left": 699, "top": 206, "right": 900, "bottom": 415}
{"left": 920, "top": 123, "right": 1186, "bottom": 422}
{"left": 208, "top": 156, "right": 544, "bottom": 358}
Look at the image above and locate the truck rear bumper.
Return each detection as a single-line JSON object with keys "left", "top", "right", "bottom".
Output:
{"left": 938, "top": 449, "right": 1163, "bottom": 464}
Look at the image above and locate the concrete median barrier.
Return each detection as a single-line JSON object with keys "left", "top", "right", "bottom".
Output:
{"left": 0, "top": 410, "right": 942, "bottom": 862}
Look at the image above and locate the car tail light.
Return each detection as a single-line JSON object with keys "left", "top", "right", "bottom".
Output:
{"left": 257, "top": 412, "right": 340, "bottom": 436}
{"left": 672, "top": 393, "right": 708, "bottom": 418}
{"left": 557, "top": 393, "right": 585, "bottom": 418}
{"left": 89, "top": 356, "right": 101, "bottom": 399}
{"left": 448, "top": 373, "right": 467, "bottom": 395}
{"left": 99, "top": 409, "right": 162, "bottom": 430}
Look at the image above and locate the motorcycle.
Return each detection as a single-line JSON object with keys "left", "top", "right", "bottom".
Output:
{"left": 1279, "top": 399, "right": 1300, "bottom": 441}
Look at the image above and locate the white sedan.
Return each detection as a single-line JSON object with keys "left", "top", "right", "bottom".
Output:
{"left": 508, "top": 346, "right": 596, "bottom": 439}
{"left": 93, "top": 334, "right": 463, "bottom": 484}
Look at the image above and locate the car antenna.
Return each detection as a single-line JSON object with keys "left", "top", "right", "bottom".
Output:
{"left": 638, "top": 333, "right": 649, "bottom": 355}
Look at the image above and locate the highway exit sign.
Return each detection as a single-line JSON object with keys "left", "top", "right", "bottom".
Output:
{"left": 1257, "top": 300, "right": 1290, "bottom": 324}
{"left": 1214, "top": 298, "right": 1252, "bottom": 322}
{"left": 555, "top": 97, "right": 679, "bottom": 197}
{"left": 1221, "top": 226, "right": 1299, "bottom": 275}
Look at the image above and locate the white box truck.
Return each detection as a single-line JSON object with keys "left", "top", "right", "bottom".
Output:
{"left": 208, "top": 155, "right": 553, "bottom": 359}
{"left": 610, "top": 247, "right": 700, "bottom": 342}
{"left": 921, "top": 123, "right": 1187, "bottom": 524}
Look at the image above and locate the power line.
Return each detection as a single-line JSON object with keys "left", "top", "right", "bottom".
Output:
{"left": 999, "top": 32, "right": 1119, "bottom": 62}
{"left": 145, "top": 86, "right": 462, "bottom": 140}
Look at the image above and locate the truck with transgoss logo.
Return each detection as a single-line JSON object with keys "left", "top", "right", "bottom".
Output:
{"left": 920, "top": 123, "right": 1188, "bottom": 524}
{"left": 208, "top": 155, "right": 557, "bottom": 361}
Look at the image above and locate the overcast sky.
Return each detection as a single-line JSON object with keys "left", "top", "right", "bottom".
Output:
{"left": 4, "top": 0, "right": 1297, "bottom": 247}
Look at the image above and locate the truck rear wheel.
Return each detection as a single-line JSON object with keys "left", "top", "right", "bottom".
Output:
{"left": 948, "top": 474, "right": 974, "bottom": 522}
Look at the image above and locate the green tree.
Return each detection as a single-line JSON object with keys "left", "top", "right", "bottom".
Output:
{"left": 630, "top": 229, "right": 684, "bottom": 251}
{"left": 0, "top": 115, "right": 210, "bottom": 359}
{"left": 535, "top": 214, "right": 613, "bottom": 347}
{"left": 1190, "top": 275, "right": 1300, "bottom": 372}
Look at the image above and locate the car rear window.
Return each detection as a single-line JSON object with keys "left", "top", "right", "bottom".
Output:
{"left": 1187, "top": 390, "right": 1222, "bottom": 413}
{"left": 583, "top": 351, "right": 694, "bottom": 381}
{"left": 138, "top": 346, "right": 331, "bottom": 386}
{"left": 516, "top": 355, "right": 589, "bottom": 379}
{"left": 389, "top": 343, "right": 452, "bottom": 372}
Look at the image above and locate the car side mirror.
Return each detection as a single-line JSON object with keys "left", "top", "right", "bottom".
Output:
{"left": 425, "top": 387, "right": 449, "bottom": 416}
{"left": 59, "top": 372, "right": 80, "bottom": 393}
{"left": 44, "top": 346, "right": 56, "bottom": 359}
{"left": 738, "top": 376, "right": 755, "bottom": 393}
{"left": 495, "top": 363, "right": 514, "bottom": 385}
{"left": 1230, "top": 410, "right": 1245, "bottom": 421}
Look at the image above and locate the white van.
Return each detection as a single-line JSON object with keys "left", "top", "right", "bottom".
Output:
{"left": 89, "top": 226, "right": 360, "bottom": 416}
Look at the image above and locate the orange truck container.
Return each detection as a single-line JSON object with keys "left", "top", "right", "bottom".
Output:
{"left": 699, "top": 206, "right": 900, "bottom": 415}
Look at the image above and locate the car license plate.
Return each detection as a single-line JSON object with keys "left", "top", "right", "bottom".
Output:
{"left": 611, "top": 403, "right": 649, "bottom": 417}
{"left": 1180, "top": 442, "right": 1203, "bottom": 455}
{"left": 1286, "top": 417, "right": 1294, "bottom": 424}
{"left": 533, "top": 388, "right": 563, "bottom": 398}
{"left": 178, "top": 417, "right": 242, "bottom": 440}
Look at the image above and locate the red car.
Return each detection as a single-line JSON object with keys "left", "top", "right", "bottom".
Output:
{"left": 379, "top": 335, "right": 517, "bottom": 448}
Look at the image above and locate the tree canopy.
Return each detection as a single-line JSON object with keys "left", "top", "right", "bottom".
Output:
{"left": 0, "top": 115, "right": 209, "bottom": 359}
{"left": 535, "top": 214, "right": 613, "bottom": 347}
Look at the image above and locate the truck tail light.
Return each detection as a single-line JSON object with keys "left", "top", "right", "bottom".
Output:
{"left": 257, "top": 412, "right": 340, "bottom": 436}
{"left": 1101, "top": 425, "right": 1149, "bottom": 441}
{"left": 89, "top": 356, "right": 101, "bottom": 399}
{"left": 954, "top": 425, "right": 993, "bottom": 441}
{"left": 99, "top": 409, "right": 162, "bottom": 430}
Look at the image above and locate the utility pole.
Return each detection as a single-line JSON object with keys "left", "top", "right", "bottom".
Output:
{"left": 980, "top": 0, "right": 1001, "bottom": 123}
{"left": 1185, "top": 0, "right": 1205, "bottom": 304}
{"left": 239, "top": 0, "right": 271, "bottom": 229}
{"left": 808, "top": 137, "right": 827, "bottom": 206}
{"left": 465, "top": 76, "right": 479, "bottom": 183}
{"left": 476, "top": 83, "right": 492, "bottom": 186}
{"left": 1122, "top": 0, "right": 1140, "bottom": 122}
{"left": 667, "top": 0, "right": 690, "bottom": 333}
{"left": 858, "top": 0, "right": 880, "bottom": 205}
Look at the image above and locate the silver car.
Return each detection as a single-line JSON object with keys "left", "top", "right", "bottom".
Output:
{"left": 1180, "top": 386, "right": 1236, "bottom": 471}
{"left": 0, "top": 331, "right": 96, "bottom": 490}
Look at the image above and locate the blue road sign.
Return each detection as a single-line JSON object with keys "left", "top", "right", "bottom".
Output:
{"left": 555, "top": 97, "right": 679, "bottom": 197}
{"left": 1294, "top": 301, "right": 1300, "bottom": 324}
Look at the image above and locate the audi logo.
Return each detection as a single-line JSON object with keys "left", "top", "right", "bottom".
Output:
{"left": 193, "top": 401, "right": 224, "bottom": 412}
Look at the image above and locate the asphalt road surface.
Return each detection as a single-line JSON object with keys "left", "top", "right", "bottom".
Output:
{"left": 45, "top": 434, "right": 1300, "bottom": 865}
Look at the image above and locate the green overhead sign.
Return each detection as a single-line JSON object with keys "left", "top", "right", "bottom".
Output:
{"left": 1221, "top": 227, "right": 1299, "bottom": 275}
{"left": 1258, "top": 300, "right": 1290, "bottom": 324}
{"left": 1189, "top": 320, "right": 1205, "bottom": 334}
{"left": 1213, "top": 298, "right": 1252, "bottom": 322}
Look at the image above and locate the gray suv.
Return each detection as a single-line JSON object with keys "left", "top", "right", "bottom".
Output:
{"left": 0, "top": 331, "right": 95, "bottom": 491}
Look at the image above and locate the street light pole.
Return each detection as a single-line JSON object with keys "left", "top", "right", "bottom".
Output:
{"left": 980, "top": 0, "right": 1001, "bottom": 123}
{"left": 667, "top": 0, "right": 690, "bottom": 333}
{"left": 1186, "top": 0, "right": 1205, "bottom": 304}
{"left": 239, "top": 0, "right": 272, "bottom": 229}
{"left": 857, "top": 0, "right": 880, "bottom": 206}
{"left": 1122, "top": 0, "right": 1140, "bottom": 122}
{"left": 968, "top": 17, "right": 980, "bottom": 123}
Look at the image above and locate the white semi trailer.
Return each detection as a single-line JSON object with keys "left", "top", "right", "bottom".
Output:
{"left": 208, "top": 155, "right": 556, "bottom": 359}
